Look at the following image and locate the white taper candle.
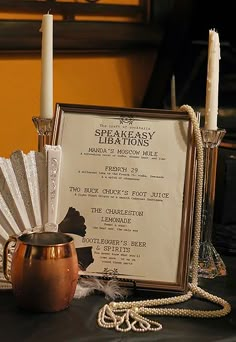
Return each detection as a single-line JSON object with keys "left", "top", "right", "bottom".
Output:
{"left": 40, "top": 13, "right": 53, "bottom": 119}
{"left": 205, "top": 29, "right": 221, "bottom": 130}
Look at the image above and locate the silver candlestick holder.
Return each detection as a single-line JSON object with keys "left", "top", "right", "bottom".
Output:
{"left": 198, "top": 128, "right": 227, "bottom": 278}
{"left": 32, "top": 116, "right": 53, "bottom": 152}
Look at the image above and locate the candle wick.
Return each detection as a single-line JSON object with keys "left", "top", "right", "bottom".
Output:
{"left": 47, "top": 9, "right": 51, "bottom": 14}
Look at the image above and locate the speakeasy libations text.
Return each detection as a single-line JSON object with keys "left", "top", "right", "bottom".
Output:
{"left": 94, "top": 129, "right": 156, "bottom": 147}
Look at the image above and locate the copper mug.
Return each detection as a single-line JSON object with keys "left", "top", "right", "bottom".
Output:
{"left": 3, "top": 231, "right": 79, "bottom": 312}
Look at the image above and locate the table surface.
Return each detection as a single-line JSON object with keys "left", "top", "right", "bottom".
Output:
{"left": 0, "top": 255, "right": 235, "bottom": 342}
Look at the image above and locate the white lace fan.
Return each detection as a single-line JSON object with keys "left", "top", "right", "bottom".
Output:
{"left": 0, "top": 145, "right": 62, "bottom": 247}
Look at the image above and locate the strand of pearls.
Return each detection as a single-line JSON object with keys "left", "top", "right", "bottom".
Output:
{"left": 97, "top": 105, "right": 231, "bottom": 333}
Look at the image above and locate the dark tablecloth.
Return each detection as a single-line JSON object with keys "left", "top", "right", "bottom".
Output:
{"left": 0, "top": 256, "right": 235, "bottom": 342}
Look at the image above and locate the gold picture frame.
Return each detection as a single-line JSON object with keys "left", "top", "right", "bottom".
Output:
{"left": 52, "top": 103, "right": 196, "bottom": 292}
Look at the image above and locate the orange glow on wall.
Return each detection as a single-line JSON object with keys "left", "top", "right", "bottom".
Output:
{"left": 0, "top": 5, "right": 156, "bottom": 157}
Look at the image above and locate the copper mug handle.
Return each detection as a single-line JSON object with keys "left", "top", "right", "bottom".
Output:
{"left": 3, "top": 235, "right": 17, "bottom": 283}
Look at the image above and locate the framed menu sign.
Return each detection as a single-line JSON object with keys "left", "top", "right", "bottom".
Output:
{"left": 52, "top": 103, "right": 196, "bottom": 292}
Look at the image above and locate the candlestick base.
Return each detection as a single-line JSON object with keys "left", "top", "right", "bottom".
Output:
{"left": 32, "top": 116, "right": 53, "bottom": 152}
{"left": 198, "top": 241, "right": 227, "bottom": 278}
{"left": 197, "top": 128, "right": 227, "bottom": 279}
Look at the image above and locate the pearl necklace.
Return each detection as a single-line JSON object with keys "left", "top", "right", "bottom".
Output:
{"left": 97, "top": 105, "right": 231, "bottom": 333}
